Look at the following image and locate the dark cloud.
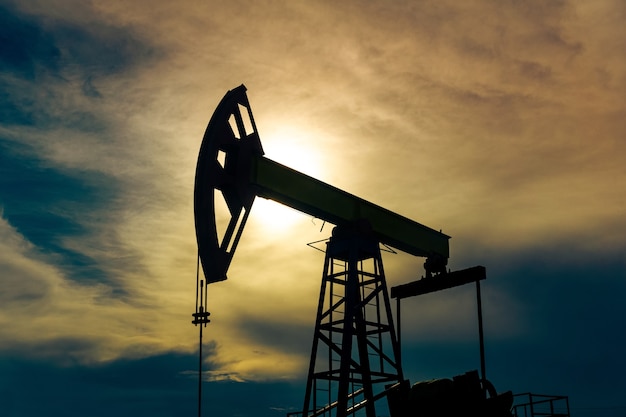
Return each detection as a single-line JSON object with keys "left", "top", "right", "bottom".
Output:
{"left": 2, "top": 337, "right": 101, "bottom": 365}
{"left": 517, "top": 60, "right": 553, "bottom": 81}
{"left": 0, "top": 352, "right": 197, "bottom": 417}
{"left": 82, "top": 76, "right": 102, "bottom": 99}
{"left": 201, "top": 379, "right": 304, "bottom": 417}
{"left": 0, "top": 2, "right": 157, "bottom": 80}
{"left": 0, "top": 1, "right": 158, "bottom": 129}
{"left": 0, "top": 138, "right": 123, "bottom": 288}
{"left": 237, "top": 316, "right": 313, "bottom": 357}
{"left": 0, "top": 350, "right": 304, "bottom": 417}
{"left": 0, "top": 3, "right": 61, "bottom": 79}
{"left": 399, "top": 247, "right": 626, "bottom": 413}
{"left": 0, "top": 2, "right": 161, "bottom": 295}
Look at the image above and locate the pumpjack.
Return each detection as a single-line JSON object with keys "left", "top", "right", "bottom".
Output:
{"left": 192, "top": 85, "right": 525, "bottom": 417}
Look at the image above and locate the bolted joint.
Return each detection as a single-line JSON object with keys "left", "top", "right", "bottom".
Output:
{"left": 192, "top": 309, "right": 211, "bottom": 326}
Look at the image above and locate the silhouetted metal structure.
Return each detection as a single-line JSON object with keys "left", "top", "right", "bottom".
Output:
{"left": 192, "top": 85, "right": 563, "bottom": 417}
{"left": 387, "top": 267, "right": 517, "bottom": 417}
{"left": 391, "top": 266, "right": 487, "bottom": 383}
{"left": 512, "top": 393, "right": 570, "bottom": 417}
{"left": 191, "top": 260, "right": 210, "bottom": 417}
{"left": 193, "top": 85, "right": 449, "bottom": 286}
{"left": 193, "top": 85, "right": 452, "bottom": 417}
{"left": 302, "top": 225, "right": 402, "bottom": 417}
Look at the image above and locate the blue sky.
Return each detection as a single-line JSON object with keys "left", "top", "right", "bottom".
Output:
{"left": 1, "top": 1, "right": 625, "bottom": 416}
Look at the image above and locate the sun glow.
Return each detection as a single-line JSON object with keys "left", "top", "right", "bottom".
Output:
{"left": 261, "top": 125, "right": 328, "bottom": 180}
{"left": 250, "top": 196, "right": 307, "bottom": 232}
{"left": 249, "top": 124, "right": 331, "bottom": 233}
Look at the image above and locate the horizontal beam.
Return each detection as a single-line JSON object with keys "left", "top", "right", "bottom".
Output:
{"left": 250, "top": 155, "right": 450, "bottom": 259}
{"left": 390, "top": 265, "right": 486, "bottom": 299}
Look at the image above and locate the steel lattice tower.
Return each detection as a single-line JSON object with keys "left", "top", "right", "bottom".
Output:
{"left": 302, "top": 225, "right": 403, "bottom": 417}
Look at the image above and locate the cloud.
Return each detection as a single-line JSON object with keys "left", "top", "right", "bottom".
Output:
{"left": 0, "top": 211, "right": 199, "bottom": 365}
{"left": 1, "top": 1, "right": 625, "bottom": 413}
{"left": 0, "top": 215, "right": 106, "bottom": 360}
{"left": 0, "top": 4, "right": 60, "bottom": 79}
{"left": 0, "top": 349, "right": 304, "bottom": 417}
{"left": 397, "top": 247, "right": 626, "bottom": 407}
{"left": 0, "top": 352, "right": 199, "bottom": 417}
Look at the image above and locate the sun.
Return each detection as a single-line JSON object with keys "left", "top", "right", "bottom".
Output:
{"left": 248, "top": 124, "right": 330, "bottom": 233}
{"left": 261, "top": 125, "right": 327, "bottom": 180}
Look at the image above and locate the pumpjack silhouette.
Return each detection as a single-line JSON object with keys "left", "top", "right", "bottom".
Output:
{"left": 191, "top": 85, "right": 568, "bottom": 417}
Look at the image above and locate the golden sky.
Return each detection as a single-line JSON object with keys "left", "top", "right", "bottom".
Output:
{"left": 1, "top": 0, "right": 625, "bottom": 412}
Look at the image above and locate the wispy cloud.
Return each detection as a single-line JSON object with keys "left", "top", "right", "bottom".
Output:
{"left": 1, "top": 0, "right": 625, "bottom": 413}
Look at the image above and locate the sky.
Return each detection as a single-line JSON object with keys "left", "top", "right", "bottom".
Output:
{"left": 1, "top": 0, "right": 625, "bottom": 416}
